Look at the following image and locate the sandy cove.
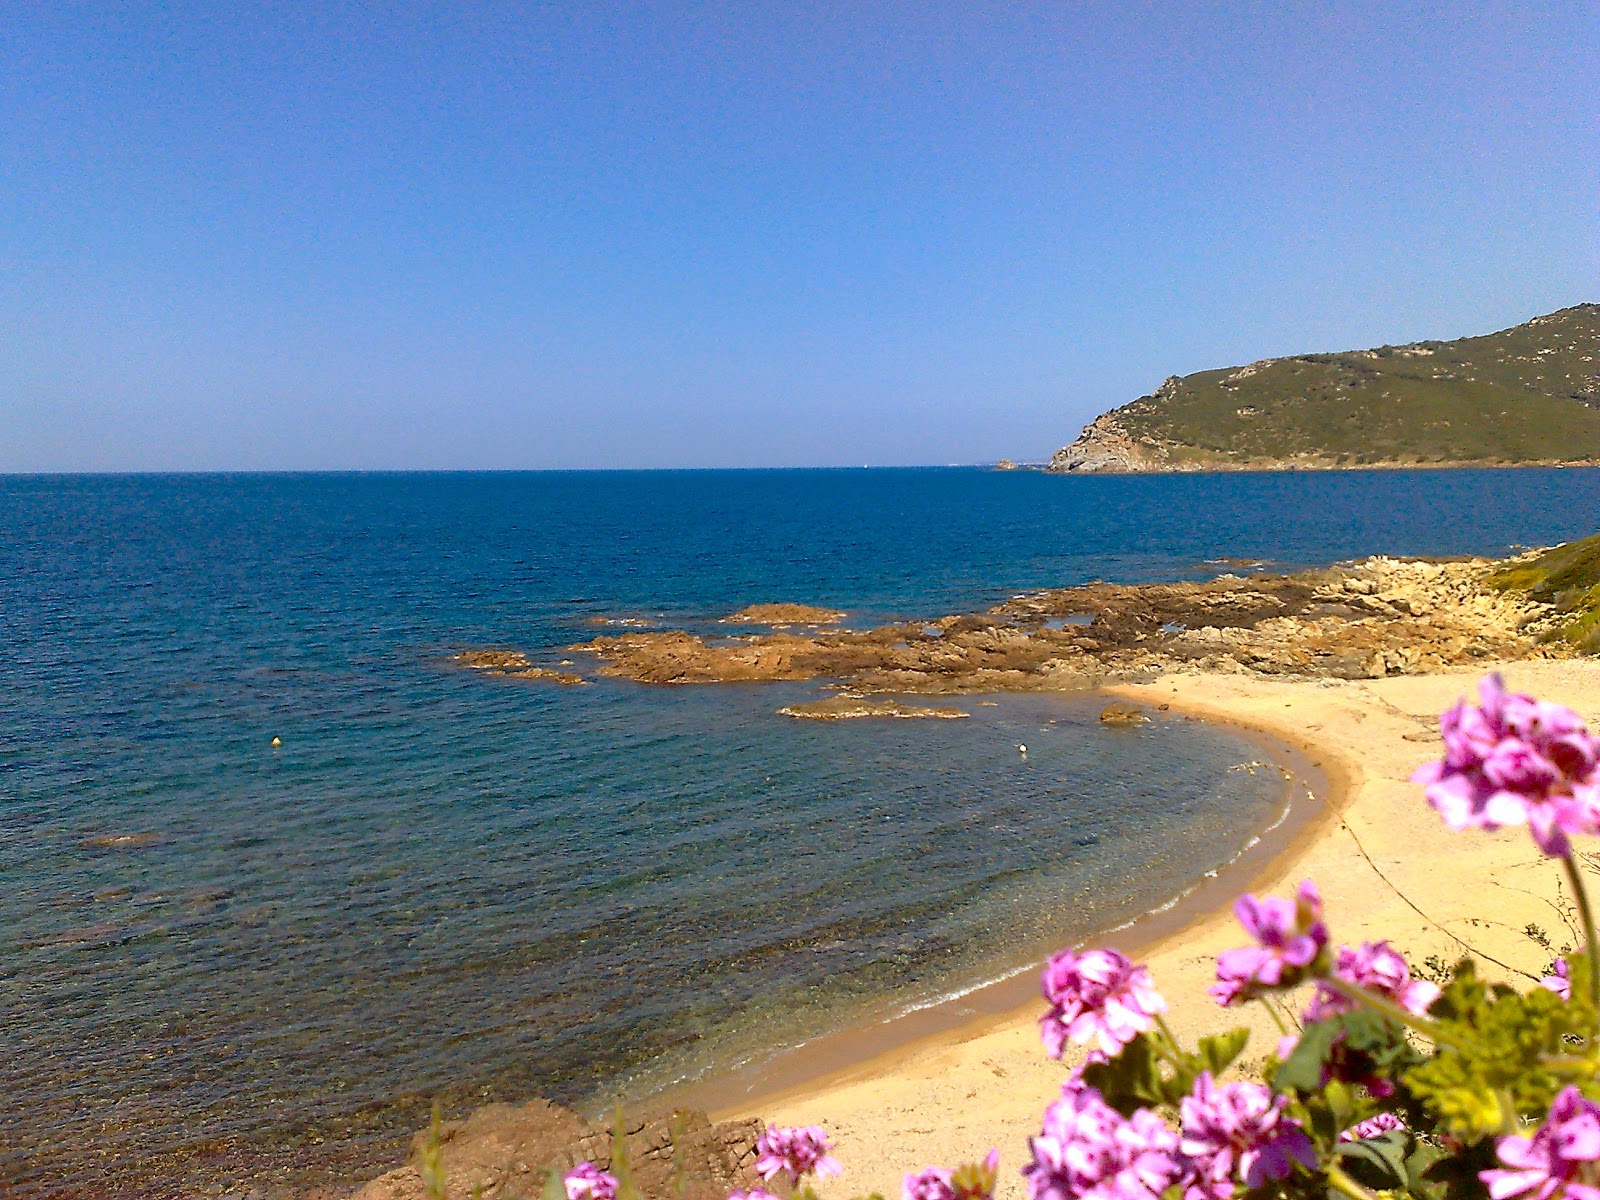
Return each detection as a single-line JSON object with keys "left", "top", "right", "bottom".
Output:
{"left": 721, "top": 659, "right": 1600, "bottom": 1200}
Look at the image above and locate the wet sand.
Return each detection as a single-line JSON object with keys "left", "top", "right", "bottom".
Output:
{"left": 713, "top": 660, "right": 1600, "bottom": 1200}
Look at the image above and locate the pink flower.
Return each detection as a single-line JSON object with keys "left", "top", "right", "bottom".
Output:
{"left": 905, "top": 1167, "right": 956, "bottom": 1200}
{"left": 1040, "top": 947, "right": 1168, "bottom": 1059}
{"left": 755, "top": 1125, "right": 842, "bottom": 1187}
{"left": 1340, "top": 1112, "right": 1407, "bottom": 1143}
{"left": 1482, "top": 1087, "right": 1600, "bottom": 1200}
{"left": 1024, "top": 1080, "right": 1183, "bottom": 1200}
{"left": 729, "top": 1191, "right": 782, "bottom": 1200}
{"left": 1304, "top": 941, "right": 1440, "bottom": 1022}
{"left": 565, "top": 1163, "right": 620, "bottom": 1200}
{"left": 1179, "top": 1073, "right": 1315, "bottom": 1196}
{"left": 1413, "top": 674, "right": 1600, "bottom": 856}
{"left": 1544, "top": 959, "right": 1573, "bottom": 1001}
{"left": 1209, "top": 881, "right": 1328, "bottom": 1006}
{"left": 905, "top": 1153, "right": 1000, "bottom": 1200}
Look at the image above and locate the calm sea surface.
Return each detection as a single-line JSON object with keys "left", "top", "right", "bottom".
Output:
{"left": 5, "top": 467, "right": 1599, "bottom": 1198}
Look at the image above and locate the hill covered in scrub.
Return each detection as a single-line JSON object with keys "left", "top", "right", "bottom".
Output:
{"left": 1049, "top": 304, "right": 1600, "bottom": 472}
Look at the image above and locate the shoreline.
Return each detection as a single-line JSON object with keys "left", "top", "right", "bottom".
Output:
{"left": 719, "top": 661, "right": 1600, "bottom": 1200}
{"left": 662, "top": 705, "right": 1339, "bottom": 1123}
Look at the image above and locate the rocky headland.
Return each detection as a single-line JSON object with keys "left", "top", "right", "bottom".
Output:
{"left": 1047, "top": 303, "right": 1600, "bottom": 473}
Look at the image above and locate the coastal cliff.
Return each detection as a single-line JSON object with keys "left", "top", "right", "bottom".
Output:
{"left": 1048, "top": 303, "right": 1600, "bottom": 473}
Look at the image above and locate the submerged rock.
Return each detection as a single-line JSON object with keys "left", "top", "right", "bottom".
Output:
{"left": 1098, "top": 702, "right": 1149, "bottom": 726}
{"left": 454, "top": 649, "right": 532, "bottom": 670}
{"left": 503, "top": 667, "right": 590, "bottom": 685}
{"left": 453, "top": 650, "right": 589, "bottom": 684}
{"left": 78, "top": 832, "right": 169, "bottom": 850}
{"left": 777, "top": 696, "right": 968, "bottom": 720}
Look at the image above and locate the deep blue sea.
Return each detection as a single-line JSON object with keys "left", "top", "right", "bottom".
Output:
{"left": 5, "top": 466, "right": 1600, "bottom": 1199}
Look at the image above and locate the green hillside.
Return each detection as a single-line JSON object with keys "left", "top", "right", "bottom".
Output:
{"left": 1068, "top": 304, "right": 1600, "bottom": 469}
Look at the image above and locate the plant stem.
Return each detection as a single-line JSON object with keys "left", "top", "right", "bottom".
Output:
{"left": 1561, "top": 854, "right": 1600, "bottom": 1010}
{"left": 1150, "top": 1015, "right": 1190, "bottom": 1070}
{"left": 1326, "top": 1163, "right": 1382, "bottom": 1200}
{"left": 1319, "top": 975, "right": 1475, "bottom": 1053}
{"left": 1260, "top": 997, "right": 1290, "bottom": 1037}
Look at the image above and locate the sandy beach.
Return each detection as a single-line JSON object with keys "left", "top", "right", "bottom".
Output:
{"left": 725, "top": 659, "right": 1600, "bottom": 1200}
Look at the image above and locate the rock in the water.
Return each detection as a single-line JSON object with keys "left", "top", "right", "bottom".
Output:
{"left": 777, "top": 696, "right": 968, "bottom": 720}
{"left": 453, "top": 650, "right": 588, "bottom": 683}
{"left": 1098, "top": 702, "right": 1149, "bottom": 726}
{"left": 454, "top": 649, "right": 532, "bottom": 670}
{"left": 721, "top": 603, "right": 846, "bottom": 626}
{"left": 504, "top": 667, "right": 590, "bottom": 685}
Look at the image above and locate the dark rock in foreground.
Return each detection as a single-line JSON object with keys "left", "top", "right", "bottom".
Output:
{"left": 349, "top": 1100, "right": 760, "bottom": 1200}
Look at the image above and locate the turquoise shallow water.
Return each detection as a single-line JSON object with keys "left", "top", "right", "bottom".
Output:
{"left": 5, "top": 466, "right": 1600, "bottom": 1198}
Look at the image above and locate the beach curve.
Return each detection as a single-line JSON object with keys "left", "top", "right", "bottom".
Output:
{"left": 719, "top": 660, "right": 1600, "bottom": 1200}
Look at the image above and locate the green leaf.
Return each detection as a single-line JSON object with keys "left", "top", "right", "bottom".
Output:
{"left": 1336, "top": 1129, "right": 1410, "bottom": 1190}
{"left": 1197, "top": 1027, "right": 1250, "bottom": 1077}
{"left": 1405, "top": 956, "right": 1599, "bottom": 1140}
{"left": 1273, "top": 1019, "right": 1342, "bottom": 1093}
{"left": 1081, "top": 1032, "right": 1166, "bottom": 1115}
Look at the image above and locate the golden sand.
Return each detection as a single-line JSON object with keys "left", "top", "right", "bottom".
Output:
{"left": 721, "top": 661, "right": 1600, "bottom": 1200}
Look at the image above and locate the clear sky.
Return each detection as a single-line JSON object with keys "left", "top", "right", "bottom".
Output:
{"left": 3, "top": 3, "right": 1596, "bottom": 472}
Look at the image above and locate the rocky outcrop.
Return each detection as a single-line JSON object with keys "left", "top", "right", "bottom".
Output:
{"left": 1047, "top": 410, "right": 1173, "bottom": 473}
{"left": 565, "top": 555, "right": 1560, "bottom": 691}
{"left": 348, "top": 1100, "right": 760, "bottom": 1200}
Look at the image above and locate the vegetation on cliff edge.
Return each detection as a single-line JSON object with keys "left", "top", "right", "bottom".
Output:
{"left": 1492, "top": 530, "right": 1600, "bottom": 653}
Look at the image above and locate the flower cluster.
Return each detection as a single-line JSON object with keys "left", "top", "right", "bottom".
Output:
{"left": 1209, "top": 881, "right": 1327, "bottom": 1006}
{"left": 1483, "top": 1087, "right": 1600, "bottom": 1200}
{"left": 755, "top": 1125, "right": 842, "bottom": 1188}
{"left": 1024, "top": 1077, "right": 1184, "bottom": 1200}
{"left": 565, "top": 1163, "right": 620, "bottom": 1200}
{"left": 903, "top": 1150, "right": 999, "bottom": 1200}
{"left": 1303, "top": 940, "right": 1440, "bottom": 1022}
{"left": 1039, "top": 947, "right": 1168, "bottom": 1060}
{"left": 1413, "top": 673, "right": 1600, "bottom": 856}
{"left": 1021, "top": 1071, "right": 1315, "bottom": 1200}
{"left": 1179, "top": 1073, "right": 1316, "bottom": 1198}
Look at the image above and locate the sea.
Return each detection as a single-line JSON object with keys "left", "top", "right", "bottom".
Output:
{"left": 5, "top": 466, "right": 1599, "bottom": 1198}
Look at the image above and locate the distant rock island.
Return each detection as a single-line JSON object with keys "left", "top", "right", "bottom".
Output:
{"left": 1049, "top": 303, "right": 1600, "bottom": 472}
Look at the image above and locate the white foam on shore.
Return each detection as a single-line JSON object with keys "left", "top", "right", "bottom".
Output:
{"left": 891, "top": 961, "right": 1039, "bottom": 1018}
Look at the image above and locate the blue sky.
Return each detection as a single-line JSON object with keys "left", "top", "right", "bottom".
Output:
{"left": 3, "top": 3, "right": 1596, "bottom": 471}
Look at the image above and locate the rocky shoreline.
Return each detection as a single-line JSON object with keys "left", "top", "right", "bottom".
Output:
{"left": 530, "top": 554, "right": 1559, "bottom": 696}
